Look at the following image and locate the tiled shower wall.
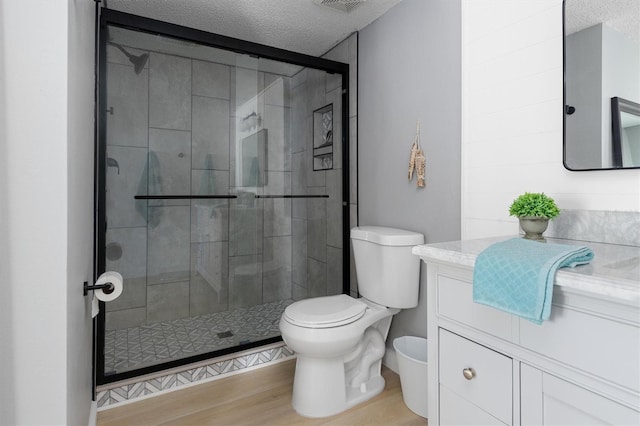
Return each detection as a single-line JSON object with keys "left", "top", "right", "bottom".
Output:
{"left": 290, "top": 67, "right": 344, "bottom": 300}
{"left": 323, "top": 33, "right": 359, "bottom": 298}
{"left": 104, "top": 43, "right": 345, "bottom": 330}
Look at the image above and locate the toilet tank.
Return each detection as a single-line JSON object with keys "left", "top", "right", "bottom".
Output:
{"left": 351, "top": 226, "right": 424, "bottom": 308}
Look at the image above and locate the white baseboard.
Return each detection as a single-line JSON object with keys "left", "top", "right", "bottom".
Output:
{"left": 88, "top": 400, "right": 97, "bottom": 426}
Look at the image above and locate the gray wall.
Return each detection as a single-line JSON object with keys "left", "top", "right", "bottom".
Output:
{"left": 358, "top": 0, "right": 461, "bottom": 355}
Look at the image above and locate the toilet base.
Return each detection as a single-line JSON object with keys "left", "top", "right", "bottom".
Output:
{"left": 291, "top": 355, "right": 386, "bottom": 418}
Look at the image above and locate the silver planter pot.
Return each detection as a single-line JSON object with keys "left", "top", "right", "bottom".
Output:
{"left": 518, "top": 216, "right": 550, "bottom": 241}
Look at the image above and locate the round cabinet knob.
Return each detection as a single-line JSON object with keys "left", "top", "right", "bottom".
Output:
{"left": 462, "top": 367, "right": 475, "bottom": 380}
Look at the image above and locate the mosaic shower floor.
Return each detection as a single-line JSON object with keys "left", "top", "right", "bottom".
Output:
{"left": 104, "top": 299, "right": 294, "bottom": 375}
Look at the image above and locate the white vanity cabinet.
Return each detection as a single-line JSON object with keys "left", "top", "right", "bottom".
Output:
{"left": 520, "top": 364, "right": 639, "bottom": 425}
{"left": 413, "top": 237, "right": 640, "bottom": 426}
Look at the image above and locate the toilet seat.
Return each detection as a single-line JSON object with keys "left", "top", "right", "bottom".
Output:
{"left": 283, "top": 294, "right": 368, "bottom": 329}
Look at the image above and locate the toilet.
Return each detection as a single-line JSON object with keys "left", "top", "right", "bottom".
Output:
{"left": 279, "top": 226, "right": 424, "bottom": 418}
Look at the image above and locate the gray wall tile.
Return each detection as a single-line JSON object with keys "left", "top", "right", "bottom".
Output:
{"left": 292, "top": 218, "right": 307, "bottom": 287}
{"left": 307, "top": 191, "right": 326, "bottom": 262}
{"left": 292, "top": 283, "right": 308, "bottom": 301}
{"left": 263, "top": 171, "right": 291, "bottom": 237}
{"left": 264, "top": 74, "right": 290, "bottom": 107}
{"left": 326, "top": 246, "right": 343, "bottom": 296}
{"left": 190, "top": 242, "right": 229, "bottom": 315}
{"left": 326, "top": 87, "right": 342, "bottom": 170}
{"left": 307, "top": 69, "right": 327, "bottom": 112}
{"left": 291, "top": 68, "right": 307, "bottom": 89}
{"left": 229, "top": 255, "right": 262, "bottom": 309}
{"left": 349, "top": 116, "right": 358, "bottom": 203}
{"left": 106, "top": 145, "right": 148, "bottom": 228}
{"left": 147, "top": 281, "right": 190, "bottom": 324}
{"left": 229, "top": 193, "right": 263, "bottom": 256}
{"left": 326, "top": 169, "right": 343, "bottom": 248}
{"left": 192, "top": 96, "right": 230, "bottom": 170}
{"left": 191, "top": 170, "right": 229, "bottom": 243}
{"left": 350, "top": 203, "right": 358, "bottom": 296}
{"left": 292, "top": 152, "right": 307, "bottom": 219}
{"left": 306, "top": 154, "right": 326, "bottom": 188}
{"left": 262, "top": 236, "right": 292, "bottom": 303}
{"left": 290, "top": 83, "right": 310, "bottom": 154}
{"left": 307, "top": 258, "right": 326, "bottom": 297}
{"left": 149, "top": 53, "right": 191, "bottom": 130}
{"left": 106, "top": 62, "right": 149, "bottom": 148}
{"left": 149, "top": 128, "right": 191, "bottom": 197}
{"left": 232, "top": 67, "right": 263, "bottom": 109}
{"left": 264, "top": 198, "right": 292, "bottom": 238}
{"left": 263, "top": 104, "right": 291, "bottom": 172}
{"left": 105, "top": 226, "right": 147, "bottom": 311}
{"left": 192, "top": 60, "right": 230, "bottom": 100}
{"left": 189, "top": 278, "right": 228, "bottom": 317}
{"left": 105, "top": 307, "right": 147, "bottom": 331}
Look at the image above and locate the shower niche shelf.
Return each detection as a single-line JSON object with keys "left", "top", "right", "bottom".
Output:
{"left": 313, "top": 104, "right": 334, "bottom": 171}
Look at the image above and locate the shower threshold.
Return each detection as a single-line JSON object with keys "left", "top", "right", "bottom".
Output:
{"left": 104, "top": 299, "right": 293, "bottom": 375}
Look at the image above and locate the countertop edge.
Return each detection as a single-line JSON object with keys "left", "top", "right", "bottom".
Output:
{"left": 412, "top": 242, "right": 640, "bottom": 306}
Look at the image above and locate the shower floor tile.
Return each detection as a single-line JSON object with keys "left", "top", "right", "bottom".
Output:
{"left": 104, "top": 299, "right": 293, "bottom": 375}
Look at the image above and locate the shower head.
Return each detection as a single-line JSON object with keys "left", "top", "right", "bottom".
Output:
{"left": 108, "top": 42, "right": 149, "bottom": 75}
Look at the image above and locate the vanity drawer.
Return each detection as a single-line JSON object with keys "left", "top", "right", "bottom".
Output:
{"left": 437, "top": 274, "right": 513, "bottom": 340}
{"left": 439, "top": 328, "right": 513, "bottom": 425}
{"left": 520, "top": 303, "right": 640, "bottom": 394}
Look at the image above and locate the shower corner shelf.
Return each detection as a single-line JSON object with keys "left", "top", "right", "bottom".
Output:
{"left": 313, "top": 103, "right": 334, "bottom": 171}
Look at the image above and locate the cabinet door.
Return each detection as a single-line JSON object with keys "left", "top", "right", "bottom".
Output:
{"left": 439, "top": 329, "right": 512, "bottom": 425}
{"left": 521, "top": 364, "right": 640, "bottom": 425}
{"left": 440, "top": 385, "right": 507, "bottom": 426}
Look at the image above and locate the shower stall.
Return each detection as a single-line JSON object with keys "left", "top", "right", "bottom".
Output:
{"left": 96, "top": 10, "right": 349, "bottom": 384}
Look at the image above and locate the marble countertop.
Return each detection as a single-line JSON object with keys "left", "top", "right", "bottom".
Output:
{"left": 412, "top": 236, "right": 640, "bottom": 305}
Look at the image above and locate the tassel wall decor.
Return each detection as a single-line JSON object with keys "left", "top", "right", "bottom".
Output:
{"left": 408, "top": 139, "right": 418, "bottom": 180}
{"left": 407, "top": 121, "right": 426, "bottom": 187}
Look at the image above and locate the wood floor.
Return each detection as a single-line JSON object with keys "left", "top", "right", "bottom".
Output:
{"left": 97, "top": 359, "right": 427, "bottom": 426}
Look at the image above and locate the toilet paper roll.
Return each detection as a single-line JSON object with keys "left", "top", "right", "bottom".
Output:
{"left": 93, "top": 271, "right": 123, "bottom": 302}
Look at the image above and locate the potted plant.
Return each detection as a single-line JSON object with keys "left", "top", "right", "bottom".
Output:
{"left": 509, "top": 192, "right": 560, "bottom": 241}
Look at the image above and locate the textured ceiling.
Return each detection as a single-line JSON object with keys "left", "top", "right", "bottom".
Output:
{"left": 565, "top": 0, "right": 639, "bottom": 42}
{"left": 107, "top": 0, "right": 404, "bottom": 56}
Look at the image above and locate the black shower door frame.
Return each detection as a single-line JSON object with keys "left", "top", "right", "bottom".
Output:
{"left": 95, "top": 8, "right": 350, "bottom": 385}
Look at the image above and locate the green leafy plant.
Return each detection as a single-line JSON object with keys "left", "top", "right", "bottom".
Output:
{"left": 509, "top": 192, "right": 560, "bottom": 219}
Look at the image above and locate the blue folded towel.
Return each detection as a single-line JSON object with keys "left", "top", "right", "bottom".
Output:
{"left": 473, "top": 238, "right": 594, "bottom": 324}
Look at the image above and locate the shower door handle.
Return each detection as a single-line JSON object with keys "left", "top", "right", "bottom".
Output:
{"left": 254, "top": 195, "right": 329, "bottom": 199}
{"left": 134, "top": 195, "right": 238, "bottom": 200}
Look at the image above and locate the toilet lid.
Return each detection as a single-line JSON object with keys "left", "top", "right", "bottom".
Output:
{"left": 283, "top": 294, "right": 368, "bottom": 329}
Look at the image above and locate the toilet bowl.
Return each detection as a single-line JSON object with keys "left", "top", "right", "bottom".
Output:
{"left": 279, "top": 226, "right": 424, "bottom": 418}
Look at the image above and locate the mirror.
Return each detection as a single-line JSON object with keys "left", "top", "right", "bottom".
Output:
{"left": 563, "top": 0, "right": 640, "bottom": 170}
{"left": 612, "top": 97, "right": 640, "bottom": 167}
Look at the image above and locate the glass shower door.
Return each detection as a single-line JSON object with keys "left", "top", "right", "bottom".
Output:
{"left": 98, "top": 14, "right": 348, "bottom": 384}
